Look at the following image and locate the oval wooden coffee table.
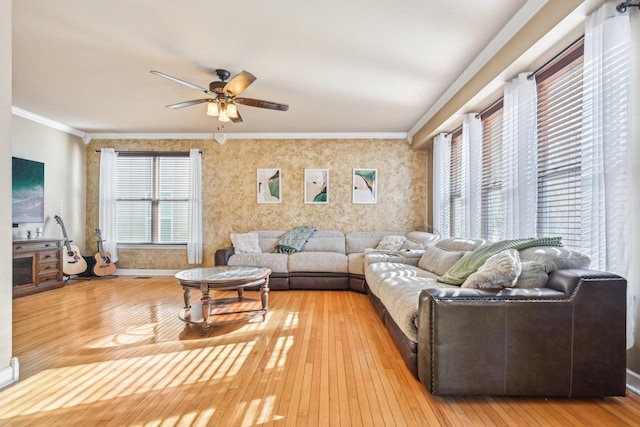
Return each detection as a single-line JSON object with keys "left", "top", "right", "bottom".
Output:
{"left": 175, "top": 266, "right": 271, "bottom": 336}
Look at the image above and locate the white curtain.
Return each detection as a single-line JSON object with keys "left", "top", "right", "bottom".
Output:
{"left": 99, "top": 148, "right": 118, "bottom": 263}
{"left": 502, "top": 72, "right": 538, "bottom": 239}
{"left": 462, "top": 113, "right": 482, "bottom": 238}
{"left": 581, "top": 2, "right": 632, "bottom": 347}
{"left": 187, "top": 148, "right": 203, "bottom": 264}
{"left": 433, "top": 133, "right": 452, "bottom": 238}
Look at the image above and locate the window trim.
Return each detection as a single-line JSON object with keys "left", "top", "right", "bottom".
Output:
{"left": 116, "top": 151, "right": 191, "bottom": 245}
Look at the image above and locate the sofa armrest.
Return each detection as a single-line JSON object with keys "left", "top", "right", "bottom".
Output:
{"left": 417, "top": 269, "right": 627, "bottom": 396}
{"left": 215, "top": 246, "right": 234, "bottom": 266}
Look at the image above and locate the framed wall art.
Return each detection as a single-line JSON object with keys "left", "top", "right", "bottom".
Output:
{"left": 353, "top": 168, "right": 377, "bottom": 204}
{"left": 257, "top": 168, "right": 281, "bottom": 204}
{"left": 12, "top": 157, "right": 45, "bottom": 223}
{"left": 304, "top": 169, "right": 329, "bottom": 204}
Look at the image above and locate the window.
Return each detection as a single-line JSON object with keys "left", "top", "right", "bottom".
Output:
{"left": 535, "top": 43, "right": 584, "bottom": 249}
{"left": 449, "top": 129, "right": 464, "bottom": 237}
{"left": 116, "top": 152, "right": 190, "bottom": 244}
{"left": 480, "top": 101, "right": 504, "bottom": 241}
{"left": 444, "top": 41, "right": 585, "bottom": 247}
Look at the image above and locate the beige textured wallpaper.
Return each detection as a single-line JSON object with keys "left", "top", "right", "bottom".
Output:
{"left": 86, "top": 138, "right": 427, "bottom": 269}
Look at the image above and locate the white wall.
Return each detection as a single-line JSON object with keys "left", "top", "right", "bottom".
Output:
{"left": 12, "top": 117, "right": 87, "bottom": 252}
{"left": 0, "top": 0, "right": 14, "bottom": 389}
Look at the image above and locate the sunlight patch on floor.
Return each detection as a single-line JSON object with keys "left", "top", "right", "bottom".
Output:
{"left": 0, "top": 342, "right": 259, "bottom": 420}
{"left": 86, "top": 323, "right": 159, "bottom": 348}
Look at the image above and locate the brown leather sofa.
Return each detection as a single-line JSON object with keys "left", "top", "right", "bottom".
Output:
{"left": 363, "top": 235, "right": 628, "bottom": 397}
{"left": 417, "top": 269, "right": 627, "bottom": 396}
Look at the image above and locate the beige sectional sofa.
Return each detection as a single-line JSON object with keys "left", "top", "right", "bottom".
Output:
{"left": 214, "top": 229, "right": 438, "bottom": 292}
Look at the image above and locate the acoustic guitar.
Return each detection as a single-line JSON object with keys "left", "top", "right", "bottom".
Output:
{"left": 93, "top": 229, "right": 117, "bottom": 276}
{"left": 54, "top": 215, "right": 88, "bottom": 276}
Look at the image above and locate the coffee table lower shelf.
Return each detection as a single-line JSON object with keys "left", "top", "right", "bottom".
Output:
{"left": 179, "top": 297, "right": 267, "bottom": 335}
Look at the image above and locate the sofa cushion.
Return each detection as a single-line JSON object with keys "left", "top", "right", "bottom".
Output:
{"left": 365, "top": 262, "right": 438, "bottom": 297}
{"left": 345, "top": 231, "right": 404, "bottom": 254}
{"left": 288, "top": 252, "right": 348, "bottom": 273}
{"left": 461, "top": 249, "right": 522, "bottom": 289}
{"left": 439, "top": 237, "right": 563, "bottom": 285}
{"left": 401, "top": 231, "right": 439, "bottom": 250}
{"left": 435, "top": 237, "right": 488, "bottom": 252}
{"left": 348, "top": 253, "right": 366, "bottom": 275}
{"left": 350, "top": 251, "right": 423, "bottom": 276}
{"left": 227, "top": 253, "right": 289, "bottom": 273}
{"left": 230, "top": 232, "right": 262, "bottom": 254}
{"left": 376, "top": 235, "right": 406, "bottom": 251}
{"left": 300, "top": 230, "right": 346, "bottom": 254}
{"left": 376, "top": 275, "right": 457, "bottom": 342}
{"left": 518, "top": 246, "right": 590, "bottom": 271}
{"left": 418, "top": 246, "right": 467, "bottom": 276}
{"left": 515, "top": 261, "right": 549, "bottom": 289}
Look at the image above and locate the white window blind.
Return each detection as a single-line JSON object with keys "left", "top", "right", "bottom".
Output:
{"left": 449, "top": 130, "right": 464, "bottom": 237}
{"left": 480, "top": 102, "right": 504, "bottom": 241}
{"left": 116, "top": 153, "right": 190, "bottom": 244}
{"left": 536, "top": 44, "right": 584, "bottom": 249}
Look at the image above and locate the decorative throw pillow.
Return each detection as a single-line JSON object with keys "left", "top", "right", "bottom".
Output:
{"left": 418, "top": 247, "right": 467, "bottom": 276}
{"left": 230, "top": 232, "right": 262, "bottom": 254}
{"left": 439, "top": 237, "right": 562, "bottom": 285}
{"left": 462, "top": 249, "right": 522, "bottom": 289}
{"left": 514, "top": 261, "right": 549, "bottom": 289}
{"left": 375, "top": 235, "right": 406, "bottom": 251}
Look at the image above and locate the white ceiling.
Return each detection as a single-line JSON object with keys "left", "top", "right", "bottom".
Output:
{"left": 12, "top": 0, "right": 532, "bottom": 137}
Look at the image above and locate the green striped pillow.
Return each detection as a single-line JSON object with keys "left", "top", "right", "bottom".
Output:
{"left": 438, "top": 237, "right": 562, "bottom": 285}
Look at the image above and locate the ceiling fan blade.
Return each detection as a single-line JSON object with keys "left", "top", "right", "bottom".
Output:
{"left": 166, "top": 99, "right": 211, "bottom": 109}
{"left": 235, "top": 97, "right": 289, "bottom": 111}
{"left": 230, "top": 110, "right": 243, "bottom": 123}
{"left": 224, "top": 71, "right": 257, "bottom": 96}
{"left": 150, "top": 70, "right": 210, "bottom": 94}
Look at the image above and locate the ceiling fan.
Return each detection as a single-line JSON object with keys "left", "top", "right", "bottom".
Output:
{"left": 151, "top": 68, "right": 289, "bottom": 123}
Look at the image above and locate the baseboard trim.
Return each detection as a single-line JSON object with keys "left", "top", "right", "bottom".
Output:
{"left": 627, "top": 369, "right": 640, "bottom": 395}
{"left": 0, "top": 357, "right": 19, "bottom": 390}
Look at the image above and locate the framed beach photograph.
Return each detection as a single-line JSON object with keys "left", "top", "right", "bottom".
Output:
{"left": 304, "top": 169, "right": 329, "bottom": 204}
{"left": 12, "top": 157, "right": 45, "bottom": 223}
{"left": 257, "top": 168, "right": 281, "bottom": 204}
{"left": 353, "top": 168, "right": 377, "bottom": 204}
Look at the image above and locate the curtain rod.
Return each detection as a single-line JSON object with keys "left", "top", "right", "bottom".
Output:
{"left": 527, "top": 35, "right": 584, "bottom": 80}
{"left": 475, "top": 97, "right": 504, "bottom": 119}
{"left": 95, "top": 150, "right": 202, "bottom": 154}
{"left": 445, "top": 35, "right": 584, "bottom": 137}
{"left": 446, "top": 124, "right": 463, "bottom": 138}
{"left": 617, "top": 1, "right": 640, "bottom": 13}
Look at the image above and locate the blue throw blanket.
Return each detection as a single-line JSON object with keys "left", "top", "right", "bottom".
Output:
{"left": 275, "top": 226, "right": 317, "bottom": 254}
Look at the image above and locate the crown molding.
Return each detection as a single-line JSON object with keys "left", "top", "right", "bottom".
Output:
{"left": 88, "top": 131, "right": 409, "bottom": 143}
{"left": 408, "top": 0, "right": 548, "bottom": 142}
{"left": 13, "top": 107, "right": 409, "bottom": 144}
{"left": 12, "top": 106, "right": 90, "bottom": 143}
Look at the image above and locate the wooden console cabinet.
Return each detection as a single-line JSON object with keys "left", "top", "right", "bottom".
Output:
{"left": 13, "top": 239, "right": 64, "bottom": 298}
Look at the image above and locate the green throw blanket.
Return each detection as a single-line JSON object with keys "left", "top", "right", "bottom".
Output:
{"left": 438, "top": 236, "right": 563, "bottom": 285}
{"left": 275, "top": 226, "right": 317, "bottom": 254}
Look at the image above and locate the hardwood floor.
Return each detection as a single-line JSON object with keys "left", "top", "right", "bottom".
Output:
{"left": 2, "top": 276, "right": 640, "bottom": 426}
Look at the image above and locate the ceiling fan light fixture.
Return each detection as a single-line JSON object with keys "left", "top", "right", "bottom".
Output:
{"left": 226, "top": 102, "right": 238, "bottom": 119}
{"left": 206, "top": 101, "right": 219, "bottom": 117}
{"left": 218, "top": 107, "right": 230, "bottom": 122}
